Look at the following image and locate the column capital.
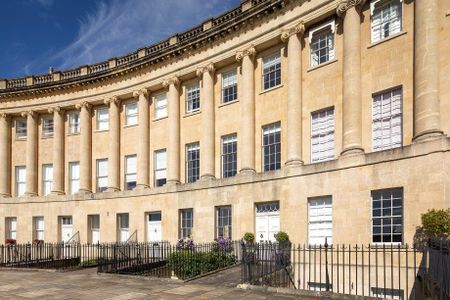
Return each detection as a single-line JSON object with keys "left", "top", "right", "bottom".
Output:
{"left": 162, "top": 76, "right": 180, "bottom": 88}
{"left": 281, "top": 21, "right": 305, "bottom": 42}
{"left": 132, "top": 88, "right": 148, "bottom": 98}
{"left": 196, "top": 63, "right": 215, "bottom": 77}
{"left": 20, "top": 111, "right": 35, "bottom": 118}
{"left": 48, "top": 106, "right": 63, "bottom": 114}
{"left": 0, "top": 112, "right": 9, "bottom": 120}
{"left": 75, "top": 101, "right": 92, "bottom": 111}
{"left": 236, "top": 45, "right": 256, "bottom": 62}
{"left": 336, "top": 0, "right": 363, "bottom": 17}
{"left": 104, "top": 96, "right": 121, "bottom": 106}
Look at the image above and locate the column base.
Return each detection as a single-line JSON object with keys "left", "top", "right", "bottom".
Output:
{"left": 77, "top": 189, "right": 92, "bottom": 195}
{"left": 340, "top": 146, "right": 365, "bottom": 157}
{"left": 25, "top": 192, "right": 38, "bottom": 197}
{"left": 0, "top": 193, "right": 11, "bottom": 198}
{"left": 51, "top": 190, "right": 65, "bottom": 195}
{"left": 166, "top": 179, "right": 181, "bottom": 186}
{"left": 412, "top": 129, "right": 444, "bottom": 143}
{"left": 106, "top": 187, "right": 120, "bottom": 192}
{"left": 239, "top": 168, "right": 256, "bottom": 175}
{"left": 135, "top": 184, "right": 149, "bottom": 190}
{"left": 200, "top": 174, "right": 215, "bottom": 181}
{"left": 284, "top": 158, "right": 304, "bottom": 167}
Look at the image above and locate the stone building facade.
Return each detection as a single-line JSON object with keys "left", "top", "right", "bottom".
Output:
{"left": 0, "top": 0, "right": 448, "bottom": 245}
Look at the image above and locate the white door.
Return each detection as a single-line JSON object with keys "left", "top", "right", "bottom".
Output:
{"left": 61, "top": 217, "right": 73, "bottom": 243}
{"left": 147, "top": 212, "right": 162, "bottom": 242}
{"left": 255, "top": 202, "right": 280, "bottom": 243}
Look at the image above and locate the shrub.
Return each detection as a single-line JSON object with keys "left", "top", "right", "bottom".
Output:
{"left": 168, "top": 251, "right": 236, "bottom": 279}
{"left": 421, "top": 209, "right": 450, "bottom": 238}
{"left": 274, "top": 231, "right": 290, "bottom": 244}
{"left": 176, "top": 238, "right": 194, "bottom": 251}
{"left": 212, "top": 237, "right": 234, "bottom": 253}
{"left": 243, "top": 232, "right": 255, "bottom": 244}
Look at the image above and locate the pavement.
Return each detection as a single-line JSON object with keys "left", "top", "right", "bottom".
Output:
{"left": 0, "top": 266, "right": 318, "bottom": 299}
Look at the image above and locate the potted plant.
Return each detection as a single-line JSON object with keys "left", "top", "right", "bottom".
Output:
{"left": 242, "top": 232, "right": 256, "bottom": 264}
{"left": 274, "top": 231, "right": 291, "bottom": 267}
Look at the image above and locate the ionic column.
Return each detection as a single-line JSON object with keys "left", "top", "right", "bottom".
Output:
{"left": 163, "top": 77, "right": 180, "bottom": 185}
{"left": 197, "top": 63, "right": 215, "bottom": 180}
{"left": 22, "top": 111, "right": 38, "bottom": 196}
{"left": 134, "top": 89, "right": 150, "bottom": 189}
{"left": 104, "top": 97, "right": 121, "bottom": 191}
{"left": 282, "top": 22, "right": 305, "bottom": 166}
{"left": 413, "top": 0, "right": 443, "bottom": 141}
{"left": 49, "top": 107, "right": 65, "bottom": 195}
{"left": 76, "top": 101, "right": 92, "bottom": 193}
{"left": 338, "top": 1, "right": 364, "bottom": 156}
{"left": 0, "top": 113, "right": 11, "bottom": 197}
{"left": 236, "top": 46, "right": 256, "bottom": 174}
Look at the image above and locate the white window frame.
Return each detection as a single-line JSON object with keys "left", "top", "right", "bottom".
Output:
{"left": 42, "top": 164, "right": 53, "bottom": 196}
{"left": 96, "top": 107, "right": 109, "bottom": 131}
{"left": 96, "top": 159, "right": 108, "bottom": 193}
{"left": 308, "top": 196, "right": 333, "bottom": 246}
{"left": 221, "top": 70, "right": 238, "bottom": 103}
{"left": 311, "top": 108, "right": 335, "bottom": 163}
{"left": 370, "top": 0, "right": 402, "bottom": 43}
{"left": 117, "top": 213, "right": 129, "bottom": 242}
{"left": 371, "top": 188, "right": 403, "bottom": 244}
{"left": 154, "top": 93, "right": 167, "bottom": 119}
{"left": 262, "top": 123, "right": 281, "bottom": 172}
{"left": 216, "top": 206, "right": 232, "bottom": 239}
{"left": 309, "top": 19, "right": 335, "bottom": 67}
{"left": 42, "top": 116, "right": 54, "bottom": 137}
{"left": 15, "top": 166, "right": 26, "bottom": 197}
{"left": 186, "top": 83, "right": 200, "bottom": 114}
{"left": 16, "top": 119, "right": 27, "bottom": 139}
{"left": 89, "top": 215, "right": 100, "bottom": 244}
{"left": 33, "top": 216, "right": 45, "bottom": 241}
{"left": 125, "top": 101, "right": 138, "bottom": 126}
{"left": 262, "top": 53, "right": 281, "bottom": 91}
{"left": 68, "top": 161, "right": 80, "bottom": 194}
{"left": 69, "top": 111, "right": 80, "bottom": 134}
{"left": 125, "top": 155, "right": 137, "bottom": 190}
{"left": 6, "top": 217, "right": 17, "bottom": 240}
{"left": 371, "top": 87, "right": 402, "bottom": 151}
{"left": 179, "top": 209, "right": 193, "bottom": 239}
{"left": 186, "top": 143, "right": 200, "bottom": 183}
{"left": 221, "top": 134, "right": 237, "bottom": 178}
{"left": 154, "top": 149, "right": 167, "bottom": 187}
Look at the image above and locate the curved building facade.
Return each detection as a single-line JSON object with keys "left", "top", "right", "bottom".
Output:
{"left": 0, "top": 0, "right": 448, "bottom": 245}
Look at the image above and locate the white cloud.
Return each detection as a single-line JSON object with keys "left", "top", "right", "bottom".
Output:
{"left": 23, "top": 0, "right": 238, "bottom": 75}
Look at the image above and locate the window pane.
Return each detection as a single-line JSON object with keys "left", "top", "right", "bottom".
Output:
{"left": 262, "top": 54, "right": 281, "bottom": 90}
{"left": 372, "top": 188, "right": 403, "bottom": 244}
{"left": 262, "top": 123, "right": 281, "bottom": 171}
{"left": 186, "top": 143, "right": 200, "bottom": 183}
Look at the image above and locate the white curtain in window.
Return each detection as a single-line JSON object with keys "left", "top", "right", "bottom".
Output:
{"left": 371, "top": 0, "right": 402, "bottom": 43}
{"left": 308, "top": 197, "right": 332, "bottom": 245}
{"left": 155, "top": 150, "right": 167, "bottom": 180}
{"left": 126, "top": 102, "right": 138, "bottom": 125}
{"left": 311, "top": 109, "right": 335, "bottom": 162}
{"left": 126, "top": 156, "right": 137, "bottom": 182}
{"left": 16, "top": 167, "right": 26, "bottom": 196}
{"left": 43, "top": 165, "right": 53, "bottom": 196}
{"left": 155, "top": 94, "right": 167, "bottom": 119}
{"left": 70, "top": 162, "right": 80, "bottom": 194}
{"left": 372, "top": 88, "right": 402, "bottom": 151}
{"left": 35, "top": 217, "right": 44, "bottom": 240}
{"left": 97, "top": 160, "right": 108, "bottom": 188}
{"left": 97, "top": 109, "right": 109, "bottom": 130}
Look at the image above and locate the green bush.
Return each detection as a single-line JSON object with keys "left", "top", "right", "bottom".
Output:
{"left": 243, "top": 232, "right": 255, "bottom": 244}
{"left": 421, "top": 209, "right": 450, "bottom": 238}
{"left": 167, "top": 251, "right": 236, "bottom": 279}
{"left": 274, "top": 231, "right": 290, "bottom": 243}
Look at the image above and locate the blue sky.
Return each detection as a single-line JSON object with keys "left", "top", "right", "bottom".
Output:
{"left": 0, "top": 0, "right": 241, "bottom": 79}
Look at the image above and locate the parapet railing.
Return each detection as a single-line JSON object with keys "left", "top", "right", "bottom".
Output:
{"left": 0, "top": 0, "right": 273, "bottom": 91}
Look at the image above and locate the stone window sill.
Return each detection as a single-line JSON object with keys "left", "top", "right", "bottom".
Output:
{"left": 367, "top": 31, "right": 407, "bottom": 49}
{"left": 41, "top": 135, "right": 54, "bottom": 139}
{"left": 67, "top": 132, "right": 80, "bottom": 136}
{"left": 124, "top": 124, "right": 138, "bottom": 129}
{"left": 259, "top": 84, "right": 283, "bottom": 95}
{"left": 152, "top": 116, "right": 168, "bottom": 122}
{"left": 95, "top": 129, "right": 109, "bottom": 133}
{"left": 307, "top": 59, "right": 338, "bottom": 72}
{"left": 219, "top": 99, "right": 239, "bottom": 108}
{"left": 15, "top": 137, "right": 27, "bottom": 141}
{"left": 183, "top": 110, "right": 201, "bottom": 118}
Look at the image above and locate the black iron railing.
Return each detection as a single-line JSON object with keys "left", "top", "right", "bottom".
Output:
{"left": 97, "top": 241, "right": 241, "bottom": 280}
{"left": 241, "top": 241, "right": 425, "bottom": 300}
{"left": 426, "top": 238, "right": 450, "bottom": 299}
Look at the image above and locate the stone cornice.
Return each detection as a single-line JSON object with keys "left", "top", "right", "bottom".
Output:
{"left": 196, "top": 63, "right": 215, "bottom": 77}
{"left": 336, "top": 0, "right": 363, "bottom": 17}
{"left": 235, "top": 45, "right": 256, "bottom": 61}
{"left": 162, "top": 76, "right": 180, "bottom": 88}
{"left": 0, "top": 0, "right": 291, "bottom": 98}
{"left": 280, "top": 21, "right": 305, "bottom": 42}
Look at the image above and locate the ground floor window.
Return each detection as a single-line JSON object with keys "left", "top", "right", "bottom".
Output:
{"left": 372, "top": 188, "right": 403, "bottom": 243}
{"left": 179, "top": 209, "right": 193, "bottom": 239}
{"left": 117, "top": 213, "right": 129, "bottom": 242}
{"left": 33, "top": 216, "right": 44, "bottom": 241}
{"left": 216, "top": 206, "right": 232, "bottom": 239}
{"left": 89, "top": 215, "right": 100, "bottom": 244}
{"left": 308, "top": 196, "right": 333, "bottom": 245}
{"left": 5, "top": 217, "right": 17, "bottom": 241}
